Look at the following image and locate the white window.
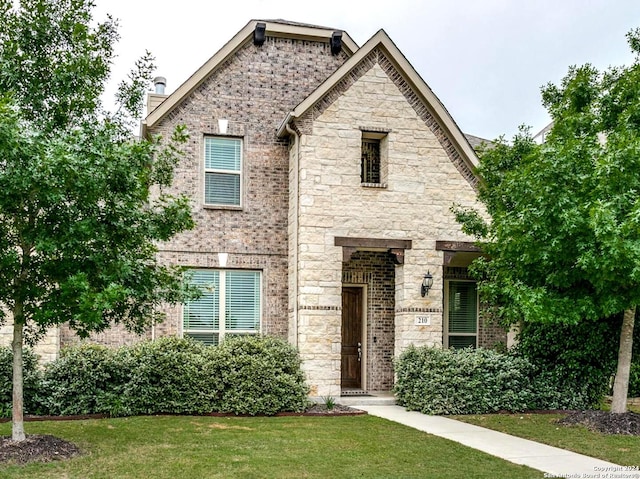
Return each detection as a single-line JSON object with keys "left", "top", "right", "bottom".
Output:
{"left": 204, "top": 137, "right": 242, "bottom": 206}
{"left": 445, "top": 280, "right": 478, "bottom": 349}
{"left": 183, "top": 269, "right": 261, "bottom": 345}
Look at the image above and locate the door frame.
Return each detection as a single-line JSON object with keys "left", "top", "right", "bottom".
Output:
{"left": 341, "top": 284, "right": 368, "bottom": 391}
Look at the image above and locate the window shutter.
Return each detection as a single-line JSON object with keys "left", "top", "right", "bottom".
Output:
{"left": 225, "top": 271, "right": 260, "bottom": 331}
{"left": 448, "top": 282, "right": 477, "bottom": 334}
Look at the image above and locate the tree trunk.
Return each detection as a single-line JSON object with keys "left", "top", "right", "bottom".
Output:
{"left": 11, "top": 314, "right": 26, "bottom": 442}
{"left": 611, "top": 306, "right": 635, "bottom": 414}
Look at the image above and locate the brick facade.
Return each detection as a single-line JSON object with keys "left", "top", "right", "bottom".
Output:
{"left": 55, "top": 29, "right": 351, "bottom": 350}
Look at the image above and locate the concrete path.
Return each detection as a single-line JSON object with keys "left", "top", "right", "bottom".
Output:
{"left": 354, "top": 404, "right": 626, "bottom": 477}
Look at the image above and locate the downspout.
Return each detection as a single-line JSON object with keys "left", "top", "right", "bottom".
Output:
{"left": 285, "top": 121, "right": 300, "bottom": 349}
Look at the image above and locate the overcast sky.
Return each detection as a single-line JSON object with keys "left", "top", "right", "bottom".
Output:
{"left": 95, "top": 0, "right": 640, "bottom": 140}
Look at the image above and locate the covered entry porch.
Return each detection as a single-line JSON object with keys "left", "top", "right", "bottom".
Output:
{"left": 336, "top": 237, "right": 411, "bottom": 395}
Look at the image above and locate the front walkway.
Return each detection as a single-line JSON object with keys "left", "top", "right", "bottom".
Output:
{"left": 352, "top": 404, "right": 625, "bottom": 477}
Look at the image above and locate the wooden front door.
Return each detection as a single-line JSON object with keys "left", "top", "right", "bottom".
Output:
{"left": 341, "top": 287, "right": 363, "bottom": 389}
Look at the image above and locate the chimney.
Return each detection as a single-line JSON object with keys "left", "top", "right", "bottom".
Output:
{"left": 153, "top": 76, "right": 167, "bottom": 94}
{"left": 147, "top": 77, "right": 169, "bottom": 115}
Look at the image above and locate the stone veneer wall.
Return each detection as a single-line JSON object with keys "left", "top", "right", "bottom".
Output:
{"left": 291, "top": 52, "right": 483, "bottom": 397}
{"left": 342, "top": 251, "right": 395, "bottom": 391}
{"left": 0, "top": 323, "right": 59, "bottom": 364}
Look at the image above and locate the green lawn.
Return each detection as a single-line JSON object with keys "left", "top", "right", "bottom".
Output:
{"left": 454, "top": 412, "right": 640, "bottom": 467}
{"left": 0, "top": 415, "right": 542, "bottom": 478}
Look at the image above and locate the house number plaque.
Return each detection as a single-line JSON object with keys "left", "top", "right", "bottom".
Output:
{"left": 415, "top": 315, "right": 430, "bottom": 325}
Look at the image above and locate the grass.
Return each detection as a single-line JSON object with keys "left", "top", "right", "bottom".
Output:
{"left": 0, "top": 415, "right": 543, "bottom": 479}
{"left": 454, "top": 411, "right": 640, "bottom": 467}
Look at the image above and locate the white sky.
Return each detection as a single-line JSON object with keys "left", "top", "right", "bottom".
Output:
{"left": 94, "top": 0, "right": 640, "bottom": 140}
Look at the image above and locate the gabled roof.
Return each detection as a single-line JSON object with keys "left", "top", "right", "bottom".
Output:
{"left": 277, "top": 29, "right": 479, "bottom": 171}
{"left": 142, "top": 19, "right": 358, "bottom": 134}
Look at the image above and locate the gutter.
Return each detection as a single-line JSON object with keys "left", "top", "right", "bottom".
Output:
{"left": 284, "top": 119, "right": 300, "bottom": 349}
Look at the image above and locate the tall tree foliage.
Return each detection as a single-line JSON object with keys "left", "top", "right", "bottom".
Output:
{"left": 455, "top": 29, "right": 640, "bottom": 414}
{"left": 0, "top": 0, "right": 194, "bottom": 441}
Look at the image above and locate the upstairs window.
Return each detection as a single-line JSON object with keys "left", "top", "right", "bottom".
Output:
{"left": 360, "top": 130, "right": 388, "bottom": 186}
{"left": 361, "top": 138, "right": 381, "bottom": 184}
{"left": 204, "top": 137, "right": 242, "bottom": 206}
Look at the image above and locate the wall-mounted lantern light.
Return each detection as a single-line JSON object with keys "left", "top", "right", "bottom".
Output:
{"left": 421, "top": 272, "right": 434, "bottom": 297}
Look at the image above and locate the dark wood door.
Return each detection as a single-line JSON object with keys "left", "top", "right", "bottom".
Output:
{"left": 341, "top": 287, "right": 363, "bottom": 389}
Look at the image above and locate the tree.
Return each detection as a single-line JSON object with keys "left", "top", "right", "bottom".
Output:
{"left": 0, "top": 0, "right": 194, "bottom": 441}
{"left": 455, "top": 29, "right": 640, "bottom": 414}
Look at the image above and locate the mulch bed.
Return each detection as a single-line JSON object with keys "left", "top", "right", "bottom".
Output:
{"left": 0, "top": 435, "right": 82, "bottom": 465}
{"left": 557, "top": 410, "right": 640, "bottom": 435}
{"left": 299, "top": 403, "right": 364, "bottom": 415}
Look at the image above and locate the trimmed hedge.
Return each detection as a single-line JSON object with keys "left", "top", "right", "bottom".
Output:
{"left": 209, "top": 335, "right": 310, "bottom": 415}
{"left": 393, "top": 345, "right": 591, "bottom": 415}
{"left": 12, "top": 335, "right": 309, "bottom": 418}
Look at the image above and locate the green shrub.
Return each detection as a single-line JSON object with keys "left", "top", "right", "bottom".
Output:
{"left": 120, "top": 336, "right": 214, "bottom": 415}
{"left": 41, "top": 335, "right": 309, "bottom": 417}
{"left": 393, "top": 345, "right": 595, "bottom": 415}
{"left": 0, "top": 347, "right": 42, "bottom": 416}
{"left": 207, "top": 335, "right": 309, "bottom": 415}
{"left": 394, "top": 346, "right": 535, "bottom": 415}
{"left": 513, "top": 316, "right": 638, "bottom": 408}
{"left": 41, "top": 344, "right": 128, "bottom": 416}
{"left": 630, "top": 362, "right": 640, "bottom": 398}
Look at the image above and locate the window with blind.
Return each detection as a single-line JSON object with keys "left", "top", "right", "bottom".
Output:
{"left": 446, "top": 281, "right": 478, "bottom": 349}
{"left": 204, "top": 137, "right": 242, "bottom": 206}
{"left": 183, "top": 269, "right": 261, "bottom": 345}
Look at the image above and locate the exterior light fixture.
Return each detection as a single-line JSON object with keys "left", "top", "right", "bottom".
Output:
{"left": 421, "top": 272, "right": 433, "bottom": 297}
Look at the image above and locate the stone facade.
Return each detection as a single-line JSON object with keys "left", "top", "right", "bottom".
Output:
{"left": 0, "top": 324, "right": 59, "bottom": 364}
{"left": 287, "top": 46, "right": 504, "bottom": 396}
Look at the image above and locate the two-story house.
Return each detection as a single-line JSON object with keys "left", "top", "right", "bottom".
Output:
{"left": 19, "top": 19, "right": 506, "bottom": 398}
